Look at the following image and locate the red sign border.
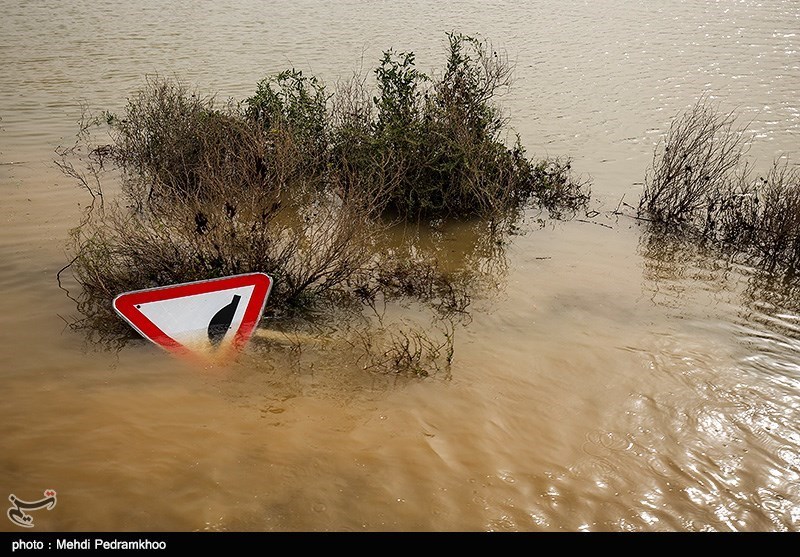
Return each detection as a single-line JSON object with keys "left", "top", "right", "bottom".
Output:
{"left": 112, "top": 273, "right": 273, "bottom": 358}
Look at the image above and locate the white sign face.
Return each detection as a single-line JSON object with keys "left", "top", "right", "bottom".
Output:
{"left": 134, "top": 285, "right": 255, "bottom": 351}
{"left": 113, "top": 273, "right": 273, "bottom": 361}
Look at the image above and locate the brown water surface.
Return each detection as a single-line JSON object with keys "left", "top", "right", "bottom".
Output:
{"left": 1, "top": 0, "right": 799, "bottom": 531}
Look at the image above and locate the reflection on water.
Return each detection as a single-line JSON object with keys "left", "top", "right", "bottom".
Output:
{"left": 1, "top": 0, "right": 799, "bottom": 532}
{"left": 633, "top": 227, "right": 800, "bottom": 530}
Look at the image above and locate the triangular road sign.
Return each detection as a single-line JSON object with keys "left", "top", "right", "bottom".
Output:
{"left": 113, "top": 273, "right": 273, "bottom": 361}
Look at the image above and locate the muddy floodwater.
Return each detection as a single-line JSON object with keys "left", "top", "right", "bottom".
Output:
{"left": 1, "top": 0, "right": 799, "bottom": 532}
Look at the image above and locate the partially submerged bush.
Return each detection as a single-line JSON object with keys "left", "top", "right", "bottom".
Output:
{"left": 639, "top": 97, "right": 800, "bottom": 271}
{"left": 58, "top": 34, "right": 590, "bottom": 362}
{"left": 348, "top": 316, "right": 455, "bottom": 378}
{"left": 63, "top": 78, "right": 381, "bottom": 331}
{"left": 69, "top": 186, "right": 379, "bottom": 321}
{"left": 333, "top": 32, "right": 590, "bottom": 218}
{"left": 639, "top": 97, "right": 750, "bottom": 226}
{"left": 733, "top": 161, "right": 800, "bottom": 268}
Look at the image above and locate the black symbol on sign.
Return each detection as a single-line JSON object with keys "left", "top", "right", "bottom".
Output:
{"left": 208, "top": 295, "right": 241, "bottom": 347}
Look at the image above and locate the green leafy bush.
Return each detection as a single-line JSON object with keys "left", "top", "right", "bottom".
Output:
{"left": 334, "top": 32, "right": 589, "bottom": 218}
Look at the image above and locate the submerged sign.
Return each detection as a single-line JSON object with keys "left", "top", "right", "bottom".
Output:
{"left": 113, "top": 273, "right": 273, "bottom": 361}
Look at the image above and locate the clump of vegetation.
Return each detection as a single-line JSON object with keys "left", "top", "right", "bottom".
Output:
{"left": 639, "top": 97, "right": 750, "bottom": 227}
{"left": 638, "top": 97, "right": 800, "bottom": 271}
{"left": 58, "top": 34, "right": 590, "bottom": 370}
{"left": 348, "top": 316, "right": 455, "bottom": 378}
{"left": 331, "top": 32, "right": 589, "bottom": 218}
{"left": 61, "top": 78, "right": 380, "bottom": 334}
